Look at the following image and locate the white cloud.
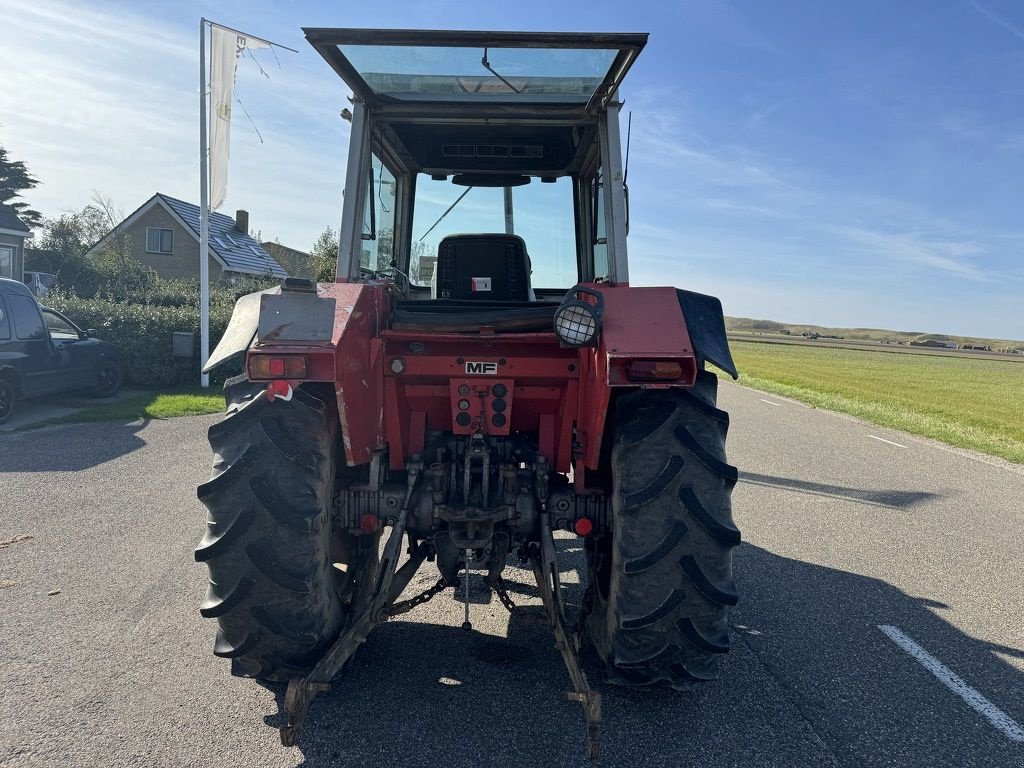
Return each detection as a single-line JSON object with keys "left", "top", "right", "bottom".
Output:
{"left": 0, "top": 0, "right": 350, "bottom": 249}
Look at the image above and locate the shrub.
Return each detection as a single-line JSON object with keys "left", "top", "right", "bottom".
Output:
{"left": 47, "top": 291, "right": 242, "bottom": 388}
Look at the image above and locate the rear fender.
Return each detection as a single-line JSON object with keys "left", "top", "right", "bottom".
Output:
{"left": 202, "top": 287, "right": 279, "bottom": 374}
{"left": 675, "top": 289, "right": 737, "bottom": 379}
{"left": 576, "top": 285, "right": 737, "bottom": 471}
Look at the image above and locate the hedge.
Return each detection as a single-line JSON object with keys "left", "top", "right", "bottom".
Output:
{"left": 44, "top": 283, "right": 272, "bottom": 388}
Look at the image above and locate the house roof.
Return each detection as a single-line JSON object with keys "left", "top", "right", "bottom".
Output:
{"left": 86, "top": 193, "right": 288, "bottom": 278}
{"left": 0, "top": 203, "right": 30, "bottom": 235}
{"left": 157, "top": 194, "right": 288, "bottom": 278}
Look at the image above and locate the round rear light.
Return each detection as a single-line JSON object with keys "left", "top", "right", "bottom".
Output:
{"left": 553, "top": 286, "right": 604, "bottom": 347}
{"left": 554, "top": 304, "right": 599, "bottom": 347}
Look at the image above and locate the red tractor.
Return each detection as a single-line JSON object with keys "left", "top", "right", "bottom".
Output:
{"left": 196, "top": 28, "right": 740, "bottom": 759}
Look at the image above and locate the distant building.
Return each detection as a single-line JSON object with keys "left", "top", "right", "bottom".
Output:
{"left": 910, "top": 339, "right": 958, "bottom": 349}
{"left": 86, "top": 193, "right": 288, "bottom": 281}
{"left": 262, "top": 241, "right": 313, "bottom": 278}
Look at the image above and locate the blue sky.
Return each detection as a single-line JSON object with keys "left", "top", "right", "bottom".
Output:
{"left": 1, "top": 0, "right": 1022, "bottom": 338}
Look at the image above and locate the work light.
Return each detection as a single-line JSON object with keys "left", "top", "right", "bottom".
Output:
{"left": 553, "top": 286, "right": 604, "bottom": 347}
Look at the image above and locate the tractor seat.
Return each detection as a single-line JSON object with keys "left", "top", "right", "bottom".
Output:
{"left": 430, "top": 234, "right": 535, "bottom": 301}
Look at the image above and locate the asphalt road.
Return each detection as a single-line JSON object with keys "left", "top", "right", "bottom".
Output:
{"left": 2, "top": 381, "right": 1022, "bottom": 767}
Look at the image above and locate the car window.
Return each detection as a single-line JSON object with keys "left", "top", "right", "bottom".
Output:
{"left": 42, "top": 309, "right": 80, "bottom": 339}
{"left": 9, "top": 294, "right": 47, "bottom": 341}
{"left": 0, "top": 299, "right": 10, "bottom": 340}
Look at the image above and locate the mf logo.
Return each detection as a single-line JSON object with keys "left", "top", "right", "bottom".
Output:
{"left": 465, "top": 361, "right": 498, "bottom": 375}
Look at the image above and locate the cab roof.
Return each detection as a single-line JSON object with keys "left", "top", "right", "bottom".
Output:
{"left": 304, "top": 28, "right": 647, "bottom": 114}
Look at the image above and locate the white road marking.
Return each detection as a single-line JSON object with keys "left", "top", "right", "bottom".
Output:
{"left": 867, "top": 434, "right": 907, "bottom": 448}
{"left": 759, "top": 399, "right": 783, "bottom": 407}
{"left": 878, "top": 625, "right": 1024, "bottom": 742}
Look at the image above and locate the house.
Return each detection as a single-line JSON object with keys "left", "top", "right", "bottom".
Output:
{"left": 86, "top": 193, "right": 288, "bottom": 281}
{"left": 0, "top": 203, "right": 30, "bottom": 283}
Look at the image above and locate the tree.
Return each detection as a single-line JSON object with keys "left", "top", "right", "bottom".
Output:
{"left": 310, "top": 226, "right": 338, "bottom": 283}
{"left": 86, "top": 192, "right": 149, "bottom": 298}
{"left": 28, "top": 211, "right": 100, "bottom": 295}
{"left": 0, "top": 146, "right": 42, "bottom": 230}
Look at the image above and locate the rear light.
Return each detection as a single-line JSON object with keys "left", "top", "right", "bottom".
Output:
{"left": 360, "top": 514, "right": 381, "bottom": 534}
{"left": 249, "top": 354, "right": 308, "bottom": 379}
{"left": 574, "top": 518, "right": 594, "bottom": 537}
{"left": 627, "top": 360, "right": 683, "bottom": 381}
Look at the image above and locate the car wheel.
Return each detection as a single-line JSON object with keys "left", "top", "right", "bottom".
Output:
{"left": 92, "top": 361, "right": 122, "bottom": 398}
{"left": 0, "top": 377, "right": 16, "bottom": 425}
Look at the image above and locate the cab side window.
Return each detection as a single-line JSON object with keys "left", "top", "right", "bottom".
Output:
{"left": 361, "top": 153, "right": 397, "bottom": 273}
{"left": 9, "top": 295, "right": 47, "bottom": 341}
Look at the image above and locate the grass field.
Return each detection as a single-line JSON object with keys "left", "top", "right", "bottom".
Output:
{"left": 726, "top": 340, "right": 1024, "bottom": 464}
{"left": 19, "top": 388, "right": 224, "bottom": 431}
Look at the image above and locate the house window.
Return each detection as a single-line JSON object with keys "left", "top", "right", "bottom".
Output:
{"left": 0, "top": 245, "right": 13, "bottom": 278}
{"left": 146, "top": 227, "right": 173, "bottom": 254}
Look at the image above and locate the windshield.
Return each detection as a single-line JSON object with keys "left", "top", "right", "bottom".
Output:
{"left": 410, "top": 177, "right": 576, "bottom": 291}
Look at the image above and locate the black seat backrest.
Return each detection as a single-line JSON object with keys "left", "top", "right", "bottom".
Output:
{"left": 434, "top": 234, "right": 531, "bottom": 301}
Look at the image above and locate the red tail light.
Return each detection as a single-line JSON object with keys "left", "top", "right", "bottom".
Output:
{"left": 627, "top": 360, "right": 683, "bottom": 381}
{"left": 249, "top": 354, "right": 308, "bottom": 380}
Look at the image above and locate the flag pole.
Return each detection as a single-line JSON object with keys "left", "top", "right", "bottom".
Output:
{"left": 198, "top": 17, "right": 211, "bottom": 388}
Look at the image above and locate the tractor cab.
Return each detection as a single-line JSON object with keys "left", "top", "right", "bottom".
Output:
{"left": 305, "top": 29, "right": 646, "bottom": 311}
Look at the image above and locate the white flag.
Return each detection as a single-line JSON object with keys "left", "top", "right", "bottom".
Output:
{"left": 209, "top": 25, "right": 269, "bottom": 211}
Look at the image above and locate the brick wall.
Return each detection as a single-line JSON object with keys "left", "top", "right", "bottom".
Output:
{"left": 122, "top": 204, "right": 222, "bottom": 280}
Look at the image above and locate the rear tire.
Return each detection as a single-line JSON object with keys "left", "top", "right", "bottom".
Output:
{"left": 587, "top": 372, "right": 740, "bottom": 688}
{"left": 91, "top": 360, "right": 121, "bottom": 398}
{"left": 195, "top": 376, "right": 345, "bottom": 681}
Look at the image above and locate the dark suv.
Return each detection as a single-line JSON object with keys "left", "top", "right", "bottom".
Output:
{"left": 0, "top": 278, "right": 121, "bottom": 425}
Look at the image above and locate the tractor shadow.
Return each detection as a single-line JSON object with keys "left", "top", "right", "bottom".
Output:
{"left": 263, "top": 542, "right": 1024, "bottom": 768}
{"left": 739, "top": 471, "right": 941, "bottom": 509}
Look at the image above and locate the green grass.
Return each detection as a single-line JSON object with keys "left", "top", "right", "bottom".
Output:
{"left": 726, "top": 340, "right": 1024, "bottom": 463}
{"left": 19, "top": 387, "right": 224, "bottom": 431}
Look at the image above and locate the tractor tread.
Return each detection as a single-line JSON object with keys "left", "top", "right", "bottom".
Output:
{"left": 587, "top": 372, "right": 740, "bottom": 690}
{"left": 200, "top": 576, "right": 255, "bottom": 618}
{"left": 622, "top": 520, "right": 689, "bottom": 574}
{"left": 676, "top": 617, "right": 729, "bottom": 654}
{"left": 672, "top": 425, "right": 738, "bottom": 482}
{"left": 195, "top": 377, "right": 344, "bottom": 682}
{"left": 621, "top": 588, "right": 686, "bottom": 629}
{"left": 679, "top": 555, "right": 739, "bottom": 606}
{"left": 679, "top": 486, "right": 741, "bottom": 545}
{"left": 213, "top": 628, "right": 256, "bottom": 659}
{"left": 614, "top": 643, "right": 680, "bottom": 668}
{"left": 622, "top": 455, "right": 684, "bottom": 510}
{"left": 193, "top": 505, "right": 254, "bottom": 563}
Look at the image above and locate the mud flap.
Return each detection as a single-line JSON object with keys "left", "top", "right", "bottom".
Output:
{"left": 675, "top": 289, "right": 738, "bottom": 379}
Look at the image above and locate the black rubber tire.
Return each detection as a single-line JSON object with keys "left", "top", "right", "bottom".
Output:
{"left": 195, "top": 376, "right": 344, "bottom": 681}
{"left": 587, "top": 371, "right": 740, "bottom": 689}
{"left": 91, "top": 360, "right": 122, "bottom": 398}
{"left": 0, "top": 375, "right": 16, "bottom": 425}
